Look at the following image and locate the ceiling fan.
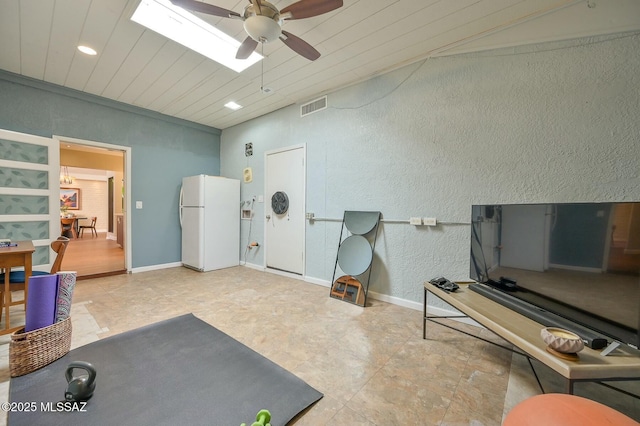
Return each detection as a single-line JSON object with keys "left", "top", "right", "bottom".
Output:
{"left": 170, "top": 0, "right": 343, "bottom": 61}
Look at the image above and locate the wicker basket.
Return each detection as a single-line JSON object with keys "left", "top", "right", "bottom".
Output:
{"left": 9, "top": 317, "right": 72, "bottom": 377}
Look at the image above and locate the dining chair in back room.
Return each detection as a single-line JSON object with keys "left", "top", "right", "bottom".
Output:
{"left": 79, "top": 217, "right": 97, "bottom": 238}
{"left": 61, "top": 218, "right": 77, "bottom": 239}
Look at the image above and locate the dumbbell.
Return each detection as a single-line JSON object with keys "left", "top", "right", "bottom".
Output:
{"left": 240, "top": 409, "right": 271, "bottom": 426}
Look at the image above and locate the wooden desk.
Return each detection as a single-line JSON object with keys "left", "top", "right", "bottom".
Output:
{"left": 0, "top": 241, "right": 35, "bottom": 334}
{"left": 423, "top": 282, "right": 640, "bottom": 395}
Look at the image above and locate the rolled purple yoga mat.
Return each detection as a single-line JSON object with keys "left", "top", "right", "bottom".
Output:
{"left": 25, "top": 274, "right": 59, "bottom": 332}
{"left": 55, "top": 271, "right": 77, "bottom": 322}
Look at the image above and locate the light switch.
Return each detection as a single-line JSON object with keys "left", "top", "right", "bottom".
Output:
{"left": 136, "top": 201, "right": 143, "bottom": 209}
{"left": 257, "top": 195, "right": 264, "bottom": 203}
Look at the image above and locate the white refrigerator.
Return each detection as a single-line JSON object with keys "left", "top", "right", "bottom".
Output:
{"left": 180, "top": 175, "right": 240, "bottom": 272}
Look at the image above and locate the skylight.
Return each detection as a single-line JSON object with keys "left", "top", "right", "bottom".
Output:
{"left": 224, "top": 101, "right": 243, "bottom": 110}
{"left": 131, "top": 0, "right": 262, "bottom": 73}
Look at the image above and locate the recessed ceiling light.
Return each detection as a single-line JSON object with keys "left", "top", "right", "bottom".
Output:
{"left": 131, "top": 0, "right": 262, "bottom": 73}
{"left": 224, "top": 101, "right": 243, "bottom": 111}
{"left": 77, "top": 45, "right": 97, "bottom": 56}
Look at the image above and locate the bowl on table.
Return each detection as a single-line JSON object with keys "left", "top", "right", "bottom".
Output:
{"left": 541, "top": 327, "right": 585, "bottom": 356}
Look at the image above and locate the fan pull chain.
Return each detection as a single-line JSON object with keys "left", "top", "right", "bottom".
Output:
{"left": 260, "top": 43, "right": 264, "bottom": 93}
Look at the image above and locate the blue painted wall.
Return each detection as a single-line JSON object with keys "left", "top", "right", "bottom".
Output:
{"left": 0, "top": 71, "right": 221, "bottom": 268}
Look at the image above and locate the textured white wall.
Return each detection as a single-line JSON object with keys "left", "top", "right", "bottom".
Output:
{"left": 221, "top": 33, "right": 640, "bottom": 309}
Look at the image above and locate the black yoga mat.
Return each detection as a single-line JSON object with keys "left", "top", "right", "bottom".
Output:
{"left": 9, "top": 314, "right": 322, "bottom": 426}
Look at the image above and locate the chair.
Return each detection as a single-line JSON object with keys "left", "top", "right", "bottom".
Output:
{"left": 61, "top": 218, "right": 77, "bottom": 239}
{"left": 0, "top": 237, "right": 70, "bottom": 313}
{"left": 79, "top": 216, "right": 97, "bottom": 238}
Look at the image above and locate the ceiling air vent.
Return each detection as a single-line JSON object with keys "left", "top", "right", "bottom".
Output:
{"left": 300, "top": 96, "right": 327, "bottom": 117}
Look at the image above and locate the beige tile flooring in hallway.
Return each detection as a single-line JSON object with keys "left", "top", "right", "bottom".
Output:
{"left": 1, "top": 266, "right": 638, "bottom": 425}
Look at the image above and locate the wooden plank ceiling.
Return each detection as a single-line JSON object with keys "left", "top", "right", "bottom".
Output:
{"left": 0, "top": 0, "right": 638, "bottom": 130}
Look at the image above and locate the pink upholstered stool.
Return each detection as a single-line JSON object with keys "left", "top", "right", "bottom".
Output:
{"left": 503, "top": 393, "right": 639, "bottom": 426}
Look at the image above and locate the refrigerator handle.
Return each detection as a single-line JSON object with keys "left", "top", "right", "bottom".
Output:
{"left": 179, "top": 186, "right": 184, "bottom": 228}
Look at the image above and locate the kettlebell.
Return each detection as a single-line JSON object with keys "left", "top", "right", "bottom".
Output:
{"left": 65, "top": 361, "right": 96, "bottom": 402}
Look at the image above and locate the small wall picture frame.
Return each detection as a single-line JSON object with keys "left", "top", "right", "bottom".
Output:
{"left": 60, "top": 188, "right": 81, "bottom": 210}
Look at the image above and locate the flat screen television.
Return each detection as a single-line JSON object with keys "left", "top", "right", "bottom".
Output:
{"left": 470, "top": 202, "right": 640, "bottom": 350}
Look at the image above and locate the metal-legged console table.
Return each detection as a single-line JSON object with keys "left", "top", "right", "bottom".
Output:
{"left": 423, "top": 282, "right": 640, "bottom": 397}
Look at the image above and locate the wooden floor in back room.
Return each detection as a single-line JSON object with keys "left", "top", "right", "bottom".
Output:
{"left": 60, "top": 232, "right": 126, "bottom": 279}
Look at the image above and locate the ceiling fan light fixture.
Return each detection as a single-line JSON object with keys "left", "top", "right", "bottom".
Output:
{"left": 167, "top": 0, "right": 344, "bottom": 61}
{"left": 244, "top": 15, "right": 282, "bottom": 43}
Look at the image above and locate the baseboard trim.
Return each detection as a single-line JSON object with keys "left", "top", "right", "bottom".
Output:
{"left": 304, "top": 276, "right": 331, "bottom": 288}
{"left": 368, "top": 290, "right": 422, "bottom": 311}
{"left": 242, "top": 262, "right": 265, "bottom": 272}
{"left": 131, "top": 262, "right": 182, "bottom": 273}
{"left": 426, "top": 305, "right": 481, "bottom": 327}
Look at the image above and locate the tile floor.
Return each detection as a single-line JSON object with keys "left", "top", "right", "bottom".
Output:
{"left": 1, "top": 266, "right": 638, "bottom": 425}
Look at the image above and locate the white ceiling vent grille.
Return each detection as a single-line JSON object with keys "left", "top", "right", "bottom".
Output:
{"left": 300, "top": 96, "right": 327, "bottom": 117}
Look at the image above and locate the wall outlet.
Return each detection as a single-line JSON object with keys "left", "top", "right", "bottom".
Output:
{"left": 409, "top": 217, "right": 422, "bottom": 225}
{"left": 136, "top": 201, "right": 143, "bottom": 209}
{"left": 423, "top": 217, "right": 437, "bottom": 226}
{"left": 305, "top": 212, "right": 315, "bottom": 220}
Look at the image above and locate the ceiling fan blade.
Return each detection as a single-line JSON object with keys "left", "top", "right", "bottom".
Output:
{"left": 170, "top": 0, "right": 241, "bottom": 18}
{"left": 280, "top": 0, "right": 343, "bottom": 20}
{"left": 280, "top": 30, "right": 320, "bottom": 61}
{"left": 236, "top": 36, "right": 259, "bottom": 59}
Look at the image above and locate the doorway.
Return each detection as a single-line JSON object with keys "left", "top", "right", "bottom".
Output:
{"left": 56, "top": 136, "right": 131, "bottom": 278}
{"left": 265, "top": 145, "right": 306, "bottom": 275}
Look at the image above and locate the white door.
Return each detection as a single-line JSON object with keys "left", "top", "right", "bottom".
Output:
{"left": 265, "top": 145, "right": 305, "bottom": 275}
